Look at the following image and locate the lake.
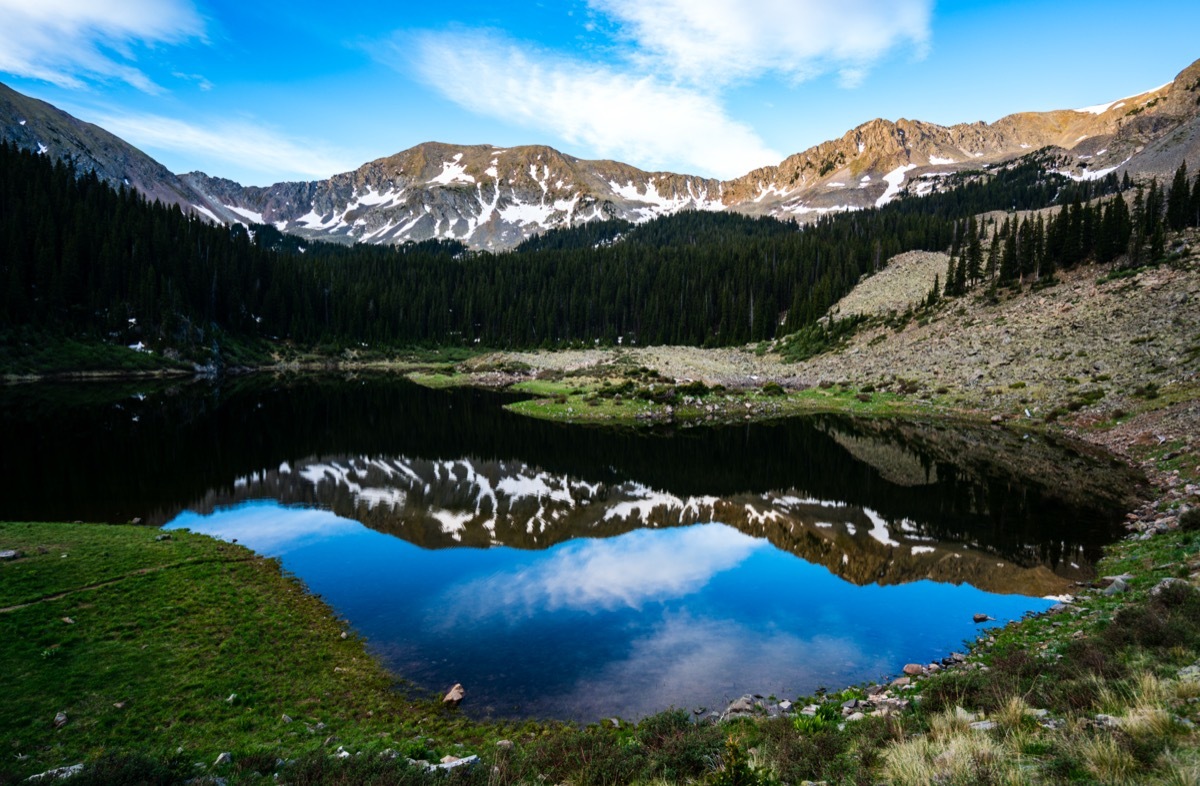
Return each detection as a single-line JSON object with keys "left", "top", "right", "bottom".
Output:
{"left": 0, "top": 375, "right": 1142, "bottom": 721}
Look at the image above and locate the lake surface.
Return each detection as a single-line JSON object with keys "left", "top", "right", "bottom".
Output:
{"left": 0, "top": 375, "right": 1143, "bottom": 721}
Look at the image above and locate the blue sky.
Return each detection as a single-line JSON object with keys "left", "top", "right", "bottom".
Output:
{"left": 2, "top": 0, "right": 1198, "bottom": 185}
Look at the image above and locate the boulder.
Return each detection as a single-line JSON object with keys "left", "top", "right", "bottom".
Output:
{"left": 902, "top": 663, "right": 925, "bottom": 676}
{"left": 972, "top": 613, "right": 993, "bottom": 623}
{"left": 443, "top": 684, "right": 465, "bottom": 706}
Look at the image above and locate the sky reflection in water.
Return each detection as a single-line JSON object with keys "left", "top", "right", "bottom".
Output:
{"left": 168, "top": 500, "right": 1053, "bottom": 722}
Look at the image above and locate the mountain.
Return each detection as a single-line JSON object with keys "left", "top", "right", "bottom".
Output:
{"left": 0, "top": 82, "right": 231, "bottom": 220}
{"left": 4, "top": 57, "right": 1200, "bottom": 250}
{"left": 180, "top": 142, "right": 724, "bottom": 251}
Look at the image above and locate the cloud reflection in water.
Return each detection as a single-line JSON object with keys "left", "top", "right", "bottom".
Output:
{"left": 434, "top": 524, "right": 764, "bottom": 624}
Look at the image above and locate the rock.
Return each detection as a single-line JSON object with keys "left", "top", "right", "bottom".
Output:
{"left": 1103, "top": 578, "right": 1129, "bottom": 595}
{"left": 0, "top": 549, "right": 22, "bottom": 560}
{"left": 841, "top": 699, "right": 859, "bottom": 710}
{"left": 214, "top": 752, "right": 232, "bottom": 766}
{"left": 495, "top": 740, "right": 514, "bottom": 751}
{"left": 902, "top": 663, "right": 925, "bottom": 676}
{"left": 1094, "top": 714, "right": 1121, "bottom": 729}
{"left": 972, "top": 613, "right": 992, "bottom": 623}
{"left": 1177, "top": 663, "right": 1200, "bottom": 682}
{"left": 61, "top": 617, "right": 74, "bottom": 625}
{"left": 970, "top": 720, "right": 998, "bottom": 731}
{"left": 778, "top": 700, "right": 793, "bottom": 712}
{"left": 442, "top": 683, "right": 465, "bottom": 706}
{"left": 25, "top": 764, "right": 84, "bottom": 782}
{"left": 154, "top": 534, "right": 171, "bottom": 541}
{"left": 281, "top": 714, "right": 293, "bottom": 723}
{"left": 225, "top": 693, "right": 237, "bottom": 703}
{"left": 891, "top": 676, "right": 911, "bottom": 688}
{"left": 950, "top": 652, "right": 967, "bottom": 663}
{"left": 990, "top": 415, "right": 1003, "bottom": 424}
{"left": 52, "top": 711, "right": 67, "bottom": 729}
{"left": 1150, "top": 577, "right": 1193, "bottom": 597}
{"left": 1025, "top": 709, "right": 1049, "bottom": 718}
{"left": 113, "top": 702, "right": 126, "bottom": 709}
{"left": 340, "top": 631, "right": 348, "bottom": 639}
{"left": 845, "top": 712, "right": 866, "bottom": 722}
{"left": 435, "top": 755, "right": 479, "bottom": 771}
{"left": 723, "top": 695, "right": 758, "bottom": 719}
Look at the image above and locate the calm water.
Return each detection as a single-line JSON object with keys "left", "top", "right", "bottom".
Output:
{"left": 0, "top": 375, "right": 1142, "bottom": 721}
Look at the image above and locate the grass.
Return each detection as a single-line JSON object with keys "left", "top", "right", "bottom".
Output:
{"left": 0, "top": 522, "right": 503, "bottom": 783}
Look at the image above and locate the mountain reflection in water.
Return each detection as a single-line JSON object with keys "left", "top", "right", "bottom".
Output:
{"left": 169, "top": 502, "right": 1059, "bottom": 721}
{"left": 0, "top": 375, "right": 1144, "bottom": 721}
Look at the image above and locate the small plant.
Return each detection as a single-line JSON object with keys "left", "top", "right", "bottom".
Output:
{"left": 792, "top": 703, "right": 840, "bottom": 735}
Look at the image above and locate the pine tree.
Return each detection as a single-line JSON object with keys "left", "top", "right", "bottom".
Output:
{"left": 985, "top": 229, "right": 1000, "bottom": 280}
{"left": 1167, "top": 162, "right": 1190, "bottom": 231}
{"left": 965, "top": 216, "right": 983, "bottom": 285}
{"left": 1129, "top": 186, "right": 1147, "bottom": 267}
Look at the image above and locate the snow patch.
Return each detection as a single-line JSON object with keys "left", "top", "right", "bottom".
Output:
{"left": 928, "top": 155, "right": 956, "bottom": 165}
{"left": 875, "top": 164, "right": 917, "bottom": 207}
{"left": 863, "top": 508, "right": 900, "bottom": 547}
{"left": 37, "top": 142, "right": 48, "bottom": 154}
{"left": 223, "top": 204, "right": 265, "bottom": 224}
{"left": 192, "top": 204, "right": 220, "bottom": 223}
{"left": 1074, "top": 83, "right": 1168, "bottom": 115}
{"left": 429, "top": 158, "right": 475, "bottom": 186}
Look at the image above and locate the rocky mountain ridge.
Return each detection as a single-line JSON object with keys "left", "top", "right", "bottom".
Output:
{"left": 3, "top": 58, "right": 1199, "bottom": 250}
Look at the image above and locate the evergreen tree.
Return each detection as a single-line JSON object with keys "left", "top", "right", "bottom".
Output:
{"left": 965, "top": 216, "right": 983, "bottom": 285}
{"left": 985, "top": 229, "right": 1000, "bottom": 280}
{"left": 1167, "top": 162, "right": 1190, "bottom": 231}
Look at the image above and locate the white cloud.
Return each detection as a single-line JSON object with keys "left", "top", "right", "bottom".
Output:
{"left": 590, "top": 0, "right": 932, "bottom": 86}
{"left": 85, "top": 110, "right": 358, "bottom": 183}
{"left": 403, "top": 31, "right": 781, "bottom": 178}
{"left": 0, "top": 0, "right": 204, "bottom": 92}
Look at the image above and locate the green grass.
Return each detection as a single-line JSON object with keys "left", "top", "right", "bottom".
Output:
{"left": 0, "top": 522, "right": 501, "bottom": 783}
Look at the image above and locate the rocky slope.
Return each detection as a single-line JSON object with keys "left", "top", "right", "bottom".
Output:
{"left": 3, "top": 57, "right": 1200, "bottom": 249}
{"left": 0, "top": 83, "right": 230, "bottom": 220}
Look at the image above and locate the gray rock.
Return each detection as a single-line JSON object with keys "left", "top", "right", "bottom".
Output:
{"left": 214, "top": 752, "right": 232, "bottom": 766}
{"left": 845, "top": 712, "right": 866, "bottom": 722}
{"left": 902, "top": 663, "right": 925, "bottom": 676}
{"left": 52, "top": 711, "right": 67, "bottom": 729}
{"left": 495, "top": 740, "right": 514, "bottom": 751}
{"left": 0, "top": 549, "right": 22, "bottom": 560}
{"left": 25, "top": 763, "right": 84, "bottom": 781}
{"left": 778, "top": 700, "right": 793, "bottom": 712}
{"left": 1103, "top": 578, "right": 1129, "bottom": 595}
{"left": 969, "top": 720, "right": 998, "bottom": 731}
{"left": 1094, "top": 714, "right": 1121, "bottom": 729}
{"left": 281, "top": 714, "right": 293, "bottom": 723}
{"left": 723, "top": 696, "right": 757, "bottom": 719}
{"left": 972, "top": 613, "right": 993, "bottom": 623}
{"left": 1150, "top": 577, "right": 1194, "bottom": 597}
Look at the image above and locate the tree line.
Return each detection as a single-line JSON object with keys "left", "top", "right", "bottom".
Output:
{"left": 3, "top": 140, "right": 1196, "bottom": 356}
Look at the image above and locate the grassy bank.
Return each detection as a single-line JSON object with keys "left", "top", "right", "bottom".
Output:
{"left": 0, "top": 522, "right": 506, "bottom": 784}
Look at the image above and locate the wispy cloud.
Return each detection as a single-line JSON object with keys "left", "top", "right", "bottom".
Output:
{"left": 86, "top": 110, "right": 358, "bottom": 183}
{"left": 0, "top": 0, "right": 204, "bottom": 92}
{"left": 590, "top": 0, "right": 933, "bottom": 87}
{"left": 397, "top": 30, "right": 781, "bottom": 179}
